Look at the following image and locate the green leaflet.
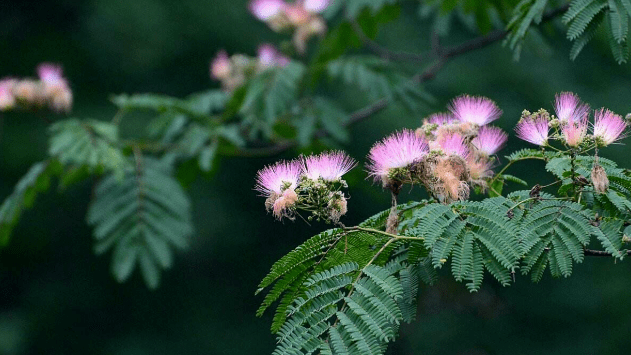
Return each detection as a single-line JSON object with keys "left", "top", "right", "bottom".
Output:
{"left": 86, "top": 157, "right": 192, "bottom": 289}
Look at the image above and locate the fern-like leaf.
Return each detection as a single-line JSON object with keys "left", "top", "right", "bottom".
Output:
{"left": 86, "top": 157, "right": 192, "bottom": 289}
{"left": 0, "top": 160, "right": 61, "bottom": 246}
{"left": 49, "top": 119, "right": 127, "bottom": 177}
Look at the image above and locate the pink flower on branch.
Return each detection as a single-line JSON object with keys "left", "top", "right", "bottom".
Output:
{"left": 249, "top": 0, "right": 285, "bottom": 21}
{"left": 561, "top": 118, "right": 588, "bottom": 147}
{"left": 515, "top": 117, "right": 550, "bottom": 146}
{"left": 302, "top": 151, "right": 357, "bottom": 182}
{"left": 449, "top": 95, "right": 502, "bottom": 126}
{"left": 593, "top": 108, "right": 627, "bottom": 146}
{"left": 210, "top": 50, "right": 232, "bottom": 80}
{"left": 302, "top": 0, "right": 329, "bottom": 13}
{"left": 255, "top": 160, "right": 302, "bottom": 196}
{"left": 437, "top": 132, "right": 469, "bottom": 158}
{"left": 257, "top": 44, "right": 290, "bottom": 69}
{"left": 366, "top": 129, "right": 429, "bottom": 184}
{"left": 471, "top": 126, "right": 508, "bottom": 156}
{"left": 554, "top": 91, "right": 589, "bottom": 123}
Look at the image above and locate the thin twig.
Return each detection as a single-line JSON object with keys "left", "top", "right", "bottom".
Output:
{"left": 584, "top": 249, "right": 631, "bottom": 257}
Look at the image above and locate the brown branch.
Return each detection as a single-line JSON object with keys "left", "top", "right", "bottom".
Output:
{"left": 228, "top": 4, "right": 569, "bottom": 157}
{"left": 584, "top": 249, "right": 631, "bottom": 257}
{"left": 351, "top": 21, "right": 428, "bottom": 63}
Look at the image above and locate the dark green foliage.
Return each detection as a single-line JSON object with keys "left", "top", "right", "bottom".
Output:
{"left": 326, "top": 56, "right": 432, "bottom": 110}
{"left": 240, "top": 62, "right": 306, "bottom": 139}
{"left": 505, "top": 0, "right": 550, "bottom": 58}
{"left": 86, "top": 157, "right": 193, "bottom": 289}
{"left": 563, "top": 0, "right": 631, "bottom": 62}
{"left": 419, "top": 0, "right": 517, "bottom": 37}
{"left": 0, "top": 160, "right": 61, "bottom": 246}
{"left": 324, "top": 0, "right": 399, "bottom": 19}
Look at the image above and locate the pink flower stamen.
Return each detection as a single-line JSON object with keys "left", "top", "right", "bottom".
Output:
{"left": 366, "top": 129, "right": 429, "bottom": 183}
{"left": 302, "top": 151, "right": 357, "bottom": 181}
{"left": 449, "top": 95, "right": 502, "bottom": 126}
{"left": 593, "top": 108, "right": 627, "bottom": 146}
{"left": 471, "top": 126, "right": 508, "bottom": 156}
{"left": 515, "top": 117, "right": 550, "bottom": 146}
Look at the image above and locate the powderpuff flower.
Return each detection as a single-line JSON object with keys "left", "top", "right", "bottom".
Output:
{"left": 366, "top": 129, "right": 429, "bottom": 183}
{"left": 593, "top": 108, "right": 627, "bottom": 146}
{"left": 210, "top": 50, "right": 232, "bottom": 80}
{"left": 561, "top": 118, "right": 588, "bottom": 147}
{"left": 302, "top": 151, "right": 357, "bottom": 182}
{"left": 437, "top": 132, "right": 469, "bottom": 158}
{"left": 255, "top": 159, "right": 302, "bottom": 197}
{"left": 0, "top": 78, "right": 16, "bottom": 110}
{"left": 302, "top": 0, "right": 329, "bottom": 13}
{"left": 37, "top": 63, "right": 66, "bottom": 85}
{"left": 257, "top": 44, "right": 290, "bottom": 69}
{"left": 554, "top": 92, "right": 589, "bottom": 123}
{"left": 471, "top": 126, "right": 507, "bottom": 156}
{"left": 515, "top": 117, "right": 549, "bottom": 146}
{"left": 249, "top": 0, "right": 285, "bottom": 21}
{"left": 449, "top": 95, "right": 502, "bottom": 126}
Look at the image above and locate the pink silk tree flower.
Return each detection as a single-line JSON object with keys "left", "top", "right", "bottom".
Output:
{"left": 249, "top": 0, "right": 285, "bottom": 21}
{"left": 515, "top": 117, "right": 550, "bottom": 146}
{"left": 554, "top": 91, "right": 589, "bottom": 123}
{"left": 366, "top": 129, "right": 429, "bottom": 183}
{"left": 37, "top": 63, "right": 65, "bottom": 84}
{"left": 258, "top": 44, "right": 279, "bottom": 68}
{"left": 302, "top": 151, "right": 357, "bottom": 182}
{"left": 0, "top": 78, "right": 16, "bottom": 110}
{"left": 257, "top": 44, "right": 290, "bottom": 68}
{"left": 593, "top": 108, "right": 627, "bottom": 146}
{"left": 210, "top": 50, "right": 231, "bottom": 80}
{"left": 255, "top": 159, "right": 302, "bottom": 197}
{"left": 471, "top": 126, "right": 508, "bottom": 156}
{"left": 302, "top": 0, "right": 329, "bottom": 13}
{"left": 437, "top": 132, "right": 469, "bottom": 158}
{"left": 449, "top": 95, "right": 502, "bottom": 126}
{"left": 561, "top": 118, "right": 588, "bottom": 147}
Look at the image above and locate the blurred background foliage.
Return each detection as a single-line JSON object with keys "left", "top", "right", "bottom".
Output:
{"left": 1, "top": 0, "right": 631, "bottom": 354}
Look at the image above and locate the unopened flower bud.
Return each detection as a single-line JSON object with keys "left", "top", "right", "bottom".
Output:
{"left": 591, "top": 164, "right": 609, "bottom": 193}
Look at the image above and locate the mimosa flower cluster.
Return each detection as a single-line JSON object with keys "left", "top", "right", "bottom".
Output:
{"left": 0, "top": 63, "right": 73, "bottom": 113}
{"left": 255, "top": 151, "right": 356, "bottom": 223}
{"left": 515, "top": 92, "right": 629, "bottom": 148}
{"left": 211, "top": 44, "right": 290, "bottom": 92}
{"left": 388, "top": 95, "right": 508, "bottom": 202}
{"left": 249, "top": 0, "right": 329, "bottom": 53}
{"left": 515, "top": 92, "right": 630, "bottom": 194}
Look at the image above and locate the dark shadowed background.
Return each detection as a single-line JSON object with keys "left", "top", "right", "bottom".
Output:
{"left": 1, "top": 0, "right": 631, "bottom": 354}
